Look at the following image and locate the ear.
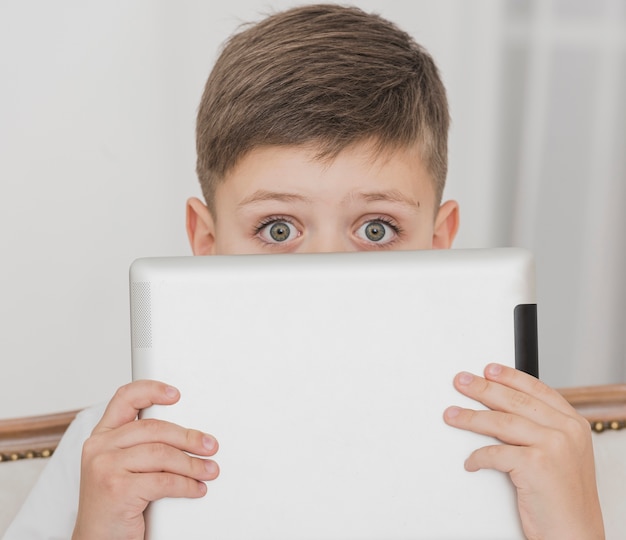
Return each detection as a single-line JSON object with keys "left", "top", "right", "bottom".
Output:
{"left": 186, "top": 197, "right": 216, "bottom": 255}
{"left": 432, "top": 200, "right": 459, "bottom": 249}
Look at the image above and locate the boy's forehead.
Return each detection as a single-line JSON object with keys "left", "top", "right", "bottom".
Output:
{"left": 220, "top": 141, "right": 434, "bottom": 194}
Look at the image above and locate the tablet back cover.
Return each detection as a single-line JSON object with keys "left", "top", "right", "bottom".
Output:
{"left": 130, "top": 248, "right": 536, "bottom": 540}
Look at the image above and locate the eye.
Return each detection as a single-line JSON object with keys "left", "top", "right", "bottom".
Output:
{"left": 258, "top": 220, "right": 299, "bottom": 243}
{"left": 355, "top": 219, "right": 398, "bottom": 245}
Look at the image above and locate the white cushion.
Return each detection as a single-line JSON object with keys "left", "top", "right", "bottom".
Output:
{"left": 0, "top": 458, "right": 48, "bottom": 535}
{"left": 592, "top": 429, "right": 626, "bottom": 539}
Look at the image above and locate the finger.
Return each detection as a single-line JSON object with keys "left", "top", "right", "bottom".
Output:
{"left": 116, "top": 443, "right": 220, "bottom": 481}
{"left": 463, "top": 444, "right": 563, "bottom": 499}
{"left": 463, "top": 443, "right": 533, "bottom": 477}
{"left": 93, "top": 380, "right": 180, "bottom": 434}
{"left": 129, "top": 472, "right": 209, "bottom": 502}
{"left": 100, "top": 418, "right": 219, "bottom": 457}
{"left": 452, "top": 369, "right": 570, "bottom": 428}
{"left": 444, "top": 406, "right": 550, "bottom": 446}
{"left": 483, "top": 363, "right": 578, "bottom": 416}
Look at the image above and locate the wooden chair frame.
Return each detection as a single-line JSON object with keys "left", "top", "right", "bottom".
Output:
{"left": 558, "top": 383, "right": 626, "bottom": 432}
{"left": 0, "top": 410, "right": 80, "bottom": 461}
{"left": 0, "top": 384, "right": 624, "bottom": 461}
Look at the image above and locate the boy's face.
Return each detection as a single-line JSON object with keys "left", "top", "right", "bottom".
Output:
{"left": 187, "top": 141, "right": 459, "bottom": 255}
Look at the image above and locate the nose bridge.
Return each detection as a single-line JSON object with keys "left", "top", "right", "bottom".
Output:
{"left": 300, "top": 223, "right": 354, "bottom": 254}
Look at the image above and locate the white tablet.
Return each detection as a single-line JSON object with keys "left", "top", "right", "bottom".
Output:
{"left": 130, "top": 247, "right": 537, "bottom": 540}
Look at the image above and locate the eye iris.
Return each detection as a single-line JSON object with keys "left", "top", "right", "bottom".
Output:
{"left": 365, "top": 221, "right": 386, "bottom": 242}
{"left": 269, "top": 222, "right": 290, "bottom": 242}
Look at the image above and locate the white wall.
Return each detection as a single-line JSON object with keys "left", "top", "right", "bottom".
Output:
{"left": 1, "top": 0, "right": 624, "bottom": 419}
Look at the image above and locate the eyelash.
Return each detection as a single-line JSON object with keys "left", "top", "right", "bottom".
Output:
{"left": 367, "top": 216, "right": 402, "bottom": 233}
{"left": 253, "top": 215, "right": 294, "bottom": 233}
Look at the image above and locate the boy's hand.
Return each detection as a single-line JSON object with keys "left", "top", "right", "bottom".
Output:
{"left": 72, "top": 380, "right": 219, "bottom": 540}
{"left": 444, "top": 364, "right": 604, "bottom": 540}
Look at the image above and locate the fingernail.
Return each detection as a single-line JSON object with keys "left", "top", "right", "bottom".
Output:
{"left": 203, "top": 435, "right": 215, "bottom": 451}
{"left": 458, "top": 372, "right": 473, "bottom": 385}
{"left": 486, "top": 363, "right": 502, "bottom": 376}
{"left": 165, "top": 385, "right": 179, "bottom": 398}
{"left": 204, "top": 460, "right": 217, "bottom": 474}
{"left": 445, "top": 406, "right": 461, "bottom": 419}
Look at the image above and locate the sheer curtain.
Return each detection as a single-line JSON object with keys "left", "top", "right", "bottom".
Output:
{"left": 492, "top": 0, "right": 626, "bottom": 386}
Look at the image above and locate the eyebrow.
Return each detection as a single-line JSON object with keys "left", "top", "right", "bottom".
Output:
{"left": 345, "top": 190, "right": 421, "bottom": 209}
{"left": 237, "top": 190, "right": 313, "bottom": 208}
{"left": 237, "top": 188, "right": 421, "bottom": 209}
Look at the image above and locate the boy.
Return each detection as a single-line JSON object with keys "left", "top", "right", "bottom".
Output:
{"left": 4, "top": 4, "right": 604, "bottom": 539}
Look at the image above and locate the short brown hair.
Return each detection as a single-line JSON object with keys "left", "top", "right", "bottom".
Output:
{"left": 196, "top": 3, "right": 449, "bottom": 214}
